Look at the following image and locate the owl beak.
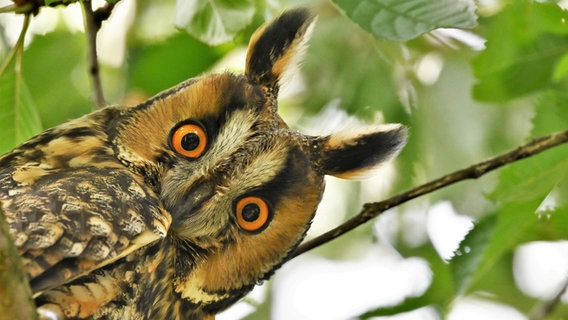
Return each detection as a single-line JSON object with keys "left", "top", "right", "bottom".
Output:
{"left": 187, "top": 180, "right": 215, "bottom": 209}
{"left": 170, "top": 179, "right": 216, "bottom": 220}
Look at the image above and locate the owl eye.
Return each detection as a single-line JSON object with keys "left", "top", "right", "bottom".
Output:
{"left": 170, "top": 123, "right": 208, "bottom": 159}
{"left": 235, "top": 196, "right": 270, "bottom": 232}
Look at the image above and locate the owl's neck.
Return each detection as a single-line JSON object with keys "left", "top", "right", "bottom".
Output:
{"left": 123, "top": 235, "right": 249, "bottom": 318}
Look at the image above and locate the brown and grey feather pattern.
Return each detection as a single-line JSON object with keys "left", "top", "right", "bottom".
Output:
{"left": 0, "top": 8, "right": 407, "bottom": 320}
{"left": 0, "top": 107, "right": 171, "bottom": 295}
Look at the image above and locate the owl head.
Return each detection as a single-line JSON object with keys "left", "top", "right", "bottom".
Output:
{"left": 108, "top": 8, "right": 407, "bottom": 313}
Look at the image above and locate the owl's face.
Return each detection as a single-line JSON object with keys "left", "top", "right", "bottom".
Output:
{"left": 113, "top": 73, "right": 325, "bottom": 296}
{"left": 112, "top": 8, "right": 407, "bottom": 308}
{"left": 2, "top": 8, "right": 408, "bottom": 319}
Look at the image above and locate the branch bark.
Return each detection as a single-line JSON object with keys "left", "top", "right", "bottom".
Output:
{"left": 81, "top": 0, "right": 113, "bottom": 110}
{"left": 291, "top": 129, "right": 568, "bottom": 259}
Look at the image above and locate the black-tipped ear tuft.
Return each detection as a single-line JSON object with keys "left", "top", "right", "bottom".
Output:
{"left": 245, "top": 8, "right": 316, "bottom": 90}
{"left": 318, "top": 124, "right": 408, "bottom": 179}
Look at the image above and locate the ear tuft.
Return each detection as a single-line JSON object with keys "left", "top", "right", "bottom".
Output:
{"left": 319, "top": 124, "right": 408, "bottom": 179}
{"left": 245, "top": 8, "right": 316, "bottom": 90}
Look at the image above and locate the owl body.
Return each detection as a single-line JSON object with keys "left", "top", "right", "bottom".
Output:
{"left": 0, "top": 9, "right": 407, "bottom": 319}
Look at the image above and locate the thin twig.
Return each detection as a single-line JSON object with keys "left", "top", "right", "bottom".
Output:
{"left": 14, "top": 15, "right": 31, "bottom": 143}
{"left": 0, "top": 14, "right": 31, "bottom": 78}
{"left": 0, "top": 3, "right": 33, "bottom": 14}
{"left": 81, "top": 0, "right": 106, "bottom": 109}
{"left": 291, "top": 129, "right": 568, "bottom": 258}
{"left": 93, "top": 1, "right": 117, "bottom": 23}
{"left": 530, "top": 276, "right": 568, "bottom": 320}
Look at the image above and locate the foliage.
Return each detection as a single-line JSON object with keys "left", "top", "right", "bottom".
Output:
{"left": 0, "top": 0, "right": 567, "bottom": 319}
{"left": 331, "top": 0, "right": 477, "bottom": 41}
{"left": 473, "top": 1, "right": 568, "bottom": 102}
{"left": 0, "top": 71, "right": 42, "bottom": 152}
{"left": 174, "top": 0, "right": 255, "bottom": 45}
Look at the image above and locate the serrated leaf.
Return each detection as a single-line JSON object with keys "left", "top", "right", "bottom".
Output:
{"left": 535, "top": 206, "right": 568, "bottom": 239}
{"left": 518, "top": 89, "right": 568, "bottom": 207}
{"left": 449, "top": 214, "right": 497, "bottom": 294}
{"left": 473, "top": 1, "right": 568, "bottom": 102}
{"left": 531, "top": 90, "right": 568, "bottom": 137}
{"left": 488, "top": 90, "right": 568, "bottom": 205}
{"left": 174, "top": 0, "right": 255, "bottom": 45}
{"left": 0, "top": 72, "right": 42, "bottom": 154}
{"left": 533, "top": 177, "right": 568, "bottom": 238}
{"left": 332, "top": 0, "right": 477, "bottom": 41}
{"left": 488, "top": 142, "right": 568, "bottom": 204}
{"left": 468, "top": 200, "right": 548, "bottom": 294}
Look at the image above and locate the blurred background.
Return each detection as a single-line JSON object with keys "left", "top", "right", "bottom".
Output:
{"left": 1, "top": 0, "right": 567, "bottom": 319}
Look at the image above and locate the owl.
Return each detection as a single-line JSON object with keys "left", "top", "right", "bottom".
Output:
{"left": 0, "top": 8, "right": 407, "bottom": 320}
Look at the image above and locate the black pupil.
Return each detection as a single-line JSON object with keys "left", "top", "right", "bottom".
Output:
{"left": 181, "top": 133, "right": 200, "bottom": 151}
{"left": 242, "top": 203, "right": 260, "bottom": 222}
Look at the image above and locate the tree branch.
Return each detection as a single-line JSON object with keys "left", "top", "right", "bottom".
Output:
{"left": 0, "top": 13, "right": 30, "bottom": 77}
{"left": 291, "top": 129, "right": 568, "bottom": 258}
{"left": 93, "top": 1, "right": 116, "bottom": 23}
{"left": 9, "top": 1, "right": 83, "bottom": 16}
{"left": 81, "top": 0, "right": 111, "bottom": 110}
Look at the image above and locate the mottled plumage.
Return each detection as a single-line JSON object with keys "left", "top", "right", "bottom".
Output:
{"left": 0, "top": 9, "right": 407, "bottom": 319}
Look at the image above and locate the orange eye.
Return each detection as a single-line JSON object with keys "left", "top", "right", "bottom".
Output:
{"left": 171, "top": 123, "right": 207, "bottom": 158}
{"left": 235, "top": 196, "right": 270, "bottom": 232}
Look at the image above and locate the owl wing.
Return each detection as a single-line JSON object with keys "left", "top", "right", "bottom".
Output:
{"left": 0, "top": 164, "right": 171, "bottom": 293}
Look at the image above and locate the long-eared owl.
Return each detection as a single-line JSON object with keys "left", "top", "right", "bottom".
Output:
{"left": 0, "top": 8, "right": 407, "bottom": 320}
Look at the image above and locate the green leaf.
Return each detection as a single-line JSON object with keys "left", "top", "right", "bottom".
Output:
{"left": 332, "top": 0, "right": 477, "bottom": 41}
{"left": 473, "top": 1, "right": 568, "bottom": 102}
{"left": 14, "top": 81, "right": 40, "bottom": 143}
{"left": 531, "top": 90, "right": 568, "bottom": 137}
{"left": 174, "top": 0, "right": 255, "bottom": 45}
{"left": 488, "top": 142, "right": 568, "bottom": 205}
{"left": 473, "top": 203, "right": 537, "bottom": 294}
{"left": 0, "top": 71, "right": 42, "bottom": 154}
{"left": 487, "top": 90, "right": 568, "bottom": 205}
{"left": 534, "top": 205, "right": 568, "bottom": 240}
{"left": 449, "top": 214, "right": 497, "bottom": 295}
{"left": 552, "top": 52, "right": 568, "bottom": 82}
{"left": 465, "top": 199, "right": 561, "bottom": 296}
